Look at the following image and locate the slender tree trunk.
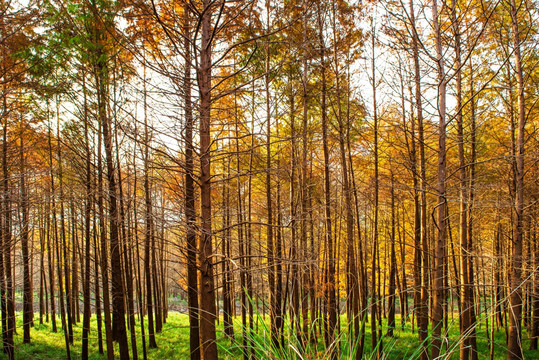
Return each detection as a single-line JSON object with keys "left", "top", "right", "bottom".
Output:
{"left": 57, "top": 96, "right": 74, "bottom": 346}
{"left": 99, "top": 54, "right": 130, "bottom": 358}
{"left": 531, "top": 204, "right": 539, "bottom": 349}
{"left": 71, "top": 204, "right": 79, "bottom": 324}
{"left": 46, "top": 168, "right": 57, "bottom": 336}
{"left": 143, "top": 75, "right": 157, "bottom": 350}
{"left": 94, "top": 207, "right": 104, "bottom": 355}
{"left": 115, "top": 121, "right": 138, "bottom": 360}
{"left": 2, "top": 116, "right": 13, "bottom": 360}
{"left": 50, "top": 101, "right": 71, "bottom": 359}
{"left": 246, "top": 85, "right": 255, "bottom": 359}
{"left": 408, "top": 1, "right": 429, "bottom": 357}
{"left": 132, "top": 143, "right": 147, "bottom": 360}
{"left": 198, "top": 1, "right": 218, "bottom": 357}
{"left": 467, "top": 55, "right": 479, "bottom": 360}
{"left": 0, "top": 81, "right": 7, "bottom": 358}
{"left": 388, "top": 172, "right": 397, "bottom": 337}
{"left": 82, "top": 70, "right": 92, "bottom": 360}
{"left": 222, "top": 158, "right": 234, "bottom": 341}
{"left": 263, "top": 1, "right": 278, "bottom": 345}
{"left": 301, "top": 0, "right": 311, "bottom": 342}
{"left": 233, "top": 72, "right": 248, "bottom": 359}
{"left": 331, "top": 3, "right": 359, "bottom": 349}
{"left": 39, "top": 207, "right": 45, "bottom": 326}
{"left": 275, "top": 114, "right": 283, "bottom": 344}
{"left": 95, "top": 62, "right": 114, "bottom": 360}
{"left": 507, "top": 0, "right": 525, "bottom": 358}
{"left": 183, "top": 6, "right": 200, "bottom": 358}
{"left": 370, "top": 20, "right": 381, "bottom": 357}
{"left": 450, "top": 2, "right": 475, "bottom": 356}
{"left": 20, "top": 119, "right": 31, "bottom": 344}
{"left": 318, "top": 4, "right": 337, "bottom": 353}
{"left": 152, "top": 218, "right": 162, "bottom": 334}
{"left": 431, "top": 0, "right": 448, "bottom": 356}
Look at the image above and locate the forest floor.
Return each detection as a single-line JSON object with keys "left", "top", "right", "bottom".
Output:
{"left": 0, "top": 311, "right": 536, "bottom": 359}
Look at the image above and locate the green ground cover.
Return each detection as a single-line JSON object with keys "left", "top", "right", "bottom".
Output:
{"left": 0, "top": 312, "right": 536, "bottom": 359}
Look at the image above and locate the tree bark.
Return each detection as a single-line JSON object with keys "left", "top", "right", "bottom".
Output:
{"left": 183, "top": 6, "right": 200, "bottom": 358}
{"left": 431, "top": 0, "right": 448, "bottom": 357}
{"left": 197, "top": 1, "right": 218, "bottom": 357}
{"left": 507, "top": 0, "right": 525, "bottom": 357}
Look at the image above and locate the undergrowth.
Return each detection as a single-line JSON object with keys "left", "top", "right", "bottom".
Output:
{"left": 0, "top": 311, "right": 536, "bottom": 359}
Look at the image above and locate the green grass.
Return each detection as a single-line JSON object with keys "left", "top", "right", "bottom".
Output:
{"left": 0, "top": 311, "right": 536, "bottom": 359}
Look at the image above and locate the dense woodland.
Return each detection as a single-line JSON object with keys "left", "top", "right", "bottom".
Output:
{"left": 1, "top": 0, "right": 539, "bottom": 359}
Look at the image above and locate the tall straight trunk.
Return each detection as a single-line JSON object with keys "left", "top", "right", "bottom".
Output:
{"left": 53, "top": 181, "right": 71, "bottom": 360}
{"left": 388, "top": 172, "right": 397, "bottom": 337}
{"left": 39, "top": 206, "right": 45, "bottom": 326}
{"left": 287, "top": 78, "right": 301, "bottom": 339}
{"left": 398, "top": 69, "right": 410, "bottom": 330}
{"left": 233, "top": 75, "right": 248, "bottom": 359}
{"left": 160, "top": 229, "right": 168, "bottom": 324}
{"left": 98, "top": 53, "right": 129, "bottom": 357}
{"left": 495, "top": 224, "right": 505, "bottom": 332}
{"left": 9, "top": 234, "right": 13, "bottom": 336}
{"left": 0, "top": 75, "right": 7, "bottom": 358}
{"left": 20, "top": 119, "right": 31, "bottom": 344}
{"left": 264, "top": 1, "right": 280, "bottom": 345}
{"left": 2, "top": 117, "right": 13, "bottom": 360}
{"left": 94, "top": 207, "right": 104, "bottom": 355}
{"left": 50, "top": 103, "right": 71, "bottom": 360}
{"left": 94, "top": 29, "right": 114, "bottom": 360}
{"left": 300, "top": 0, "right": 310, "bottom": 340}
{"left": 318, "top": 4, "right": 337, "bottom": 352}
{"left": 346, "top": 57, "right": 367, "bottom": 358}
{"left": 451, "top": 2, "right": 475, "bottom": 357}
{"left": 71, "top": 204, "right": 79, "bottom": 324}
{"left": 289, "top": 88, "right": 300, "bottom": 335}
{"left": 101, "top": 72, "right": 129, "bottom": 359}
{"left": 115, "top": 121, "right": 137, "bottom": 359}
{"left": 161, "top": 230, "right": 168, "bottom": 324}
{"left": 399, "top": 203, "right": 408, "bottom": 326}
{"left": 468, "top": 54, "right": 479, "bottom": 360}
{"left": 82, "top": 70, "right": 92, "bottom": 360}
{"left": 183, "top": 6, "right": 200, "bottom": 358}
{"left": 331, "top": 2, "right": 359, "bottom": 348}
{"left": 370, "top": 21, "right": 380, "bottom": 357}
{"left": 532, "top": 203, "right": 539, "bottom": 349}
{"left": 507, "top": 0, "right": 525, "bottom": 358}
{"left": 131, "top": 143, "right": 147, "bottom": 360}
{"left": 46, "top": 117, "right": 57, "bottom": 336}
{"left": 57, "top": 98, "right": 74, "bottom": 346}
{"left": 431, "top": 0, "right": 448, "bottom": 356}
{"left": 409, "top": 1, "right": 429, "bottom": 357}
{"left": 46, "top": 191, "right": 57, "bottom": 336}
{"left": 246, "top": 84, "right": 255, "bottom": 359}
{"left": 143, "top": 76, "right": 157, "bottom": 349}
{"left": 275, "top": 116, "right": 283, "bottom": 343}
{"left": 222, "top": 158, "right": 234, "bottom": 341}
{"left": 152, "top": 220, "right": 162, "bottom": 334}
{"left": 198, "top": 1, "right": 217, "bottom": 357}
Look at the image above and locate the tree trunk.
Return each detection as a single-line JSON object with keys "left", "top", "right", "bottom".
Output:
{"left": 264, "top": 1, "right": 278, "bottom": 345}
{"left": 183, "top": 6, "right": 200, "bottom": 358}
{"left": 143, "top": 74, "right": 157, "bottom": 350}
{"left": 198, "top": 1, "right": 218, "bottom": 357}
{"left": 81, "top": 70, "right": 92, "bottom": 360}
{"left": 318, "top": 4, "right": 337, "bottom": 354}
{"left": 388, "top": 172, "right": 397, "bottom": 337}
{"left": 431, "top": 0, "right": 448, "bottom": 356}
{"left": 2, "top": 116, "right": 13, "bottom": 360}
{"left": 507, "top": 0, "right": 525, "bottom": 357}
{"left": 20, "top": 118, "right": 31, "bottom": 344}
